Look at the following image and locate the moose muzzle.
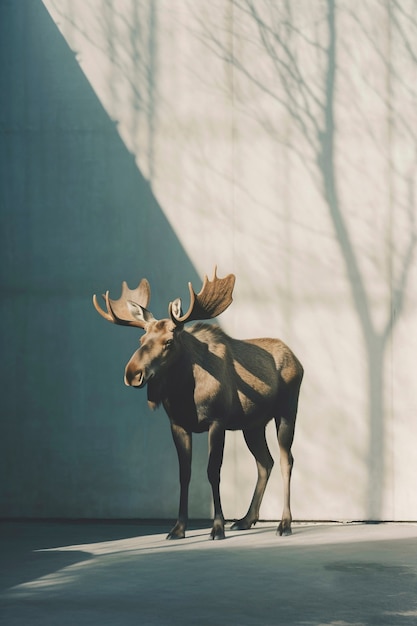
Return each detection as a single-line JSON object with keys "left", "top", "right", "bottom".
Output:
{"left": 124, "top": 357, "right": 146, "bottom": 387}
{"left": 124, "top": 370, "right": 145, "bottom": 387}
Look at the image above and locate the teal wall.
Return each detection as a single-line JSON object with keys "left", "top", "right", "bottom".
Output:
{"left": 0, "top": 0, "right": 210, "bottom": 518}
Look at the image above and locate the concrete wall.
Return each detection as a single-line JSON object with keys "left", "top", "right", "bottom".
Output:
{"left": 1, "top": 0, "right": 416, "bottom": 521}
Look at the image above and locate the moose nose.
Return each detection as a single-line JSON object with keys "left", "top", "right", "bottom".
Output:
{"left": 124, "top": 373, "right": 132, "bottom": 386}
{"left": 124, "top": 366, "right": 144, "bottom": 387}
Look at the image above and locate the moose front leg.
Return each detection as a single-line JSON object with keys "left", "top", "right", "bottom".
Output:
{"left": 167, "top": 423, "right": 192, "bottom": 540}
{"left": 207, "top": 421, "right": 226, "bottom": 540}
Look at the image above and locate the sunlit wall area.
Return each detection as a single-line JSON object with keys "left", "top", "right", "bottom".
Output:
{"left": 1, "top": 0, "right": 416, "bottom": 522}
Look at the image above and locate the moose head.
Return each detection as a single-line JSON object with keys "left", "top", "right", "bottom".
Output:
{"left": 93, "top": 268, "right": 236, "bottom": 390}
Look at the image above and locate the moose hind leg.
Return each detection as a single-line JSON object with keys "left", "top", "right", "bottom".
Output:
{"left": 231, "top": 426, "right": 274, "bottom": 531}
{"left": 276, "top": 416, "right": 295, "bottom": 536}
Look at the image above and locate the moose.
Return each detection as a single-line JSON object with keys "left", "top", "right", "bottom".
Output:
{"left": 93, "top": 268, "right": 303, "bottom": 540}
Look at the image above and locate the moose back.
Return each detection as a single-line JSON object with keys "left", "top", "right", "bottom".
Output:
{"left": 93, "top": 268, "right": 303, "bottom": 539}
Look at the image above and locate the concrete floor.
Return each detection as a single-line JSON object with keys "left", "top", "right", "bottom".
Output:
{"left": 1, "top": 521, "right": 417, "bottom": 626}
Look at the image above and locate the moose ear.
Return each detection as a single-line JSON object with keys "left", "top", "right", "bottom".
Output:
{"left": 127, "top": 301, "right": 155, "bottom": 324}
{"left": 170, "top": 298, "right": 183, "bottom": 320}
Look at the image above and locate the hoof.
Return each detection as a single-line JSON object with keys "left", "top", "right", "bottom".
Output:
{"left": 166, "top": 524, "right": 186, "bottom": 540}
{"left": 277, "top": 522, "right": 292, "bottom": 537}
{"left": 230, "top": 519, "right": 257, "bottom": 531}
{"left": 166, "top": 531, "right": 185, "bottom": 540}
{"left": 210, "top": 527, "right": 226, "bottom": 540}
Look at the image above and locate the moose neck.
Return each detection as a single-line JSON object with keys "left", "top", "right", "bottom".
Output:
{"left": 146, "top": 323, "right": 220, "bottom": 416}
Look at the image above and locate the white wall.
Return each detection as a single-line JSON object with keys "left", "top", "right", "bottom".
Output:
{"left": 1, "top": 0, "right": 416, "bottom": 521}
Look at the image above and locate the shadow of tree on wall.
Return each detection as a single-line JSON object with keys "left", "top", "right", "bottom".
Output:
{"left": 0, "top": 1, "right": 210, "bottom": 518}
{"left": 197, "top": 0, "right": 417, "bottom": 518}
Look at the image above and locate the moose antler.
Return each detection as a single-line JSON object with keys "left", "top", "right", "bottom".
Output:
{"left": 169, "top": 267, "right": 236, "bottom": 324}
{"left": 93, "top": 278, "right": 151, "bottom": 328}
